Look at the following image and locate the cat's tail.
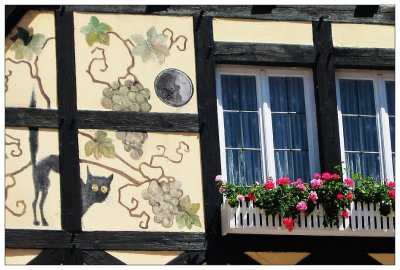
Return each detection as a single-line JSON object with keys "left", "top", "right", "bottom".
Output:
{"left": 29, "top": 90, "right": 38, "bottom": 167}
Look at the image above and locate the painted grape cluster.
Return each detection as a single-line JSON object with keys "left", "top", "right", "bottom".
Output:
{"left": 115, "top": 131, "right": 148, "bottom": 160}
{"left": 101, "top": 79, "right": 152, "bottom": 112}
{"left": 141, "top": 179, "right": 183, "bottom": 228}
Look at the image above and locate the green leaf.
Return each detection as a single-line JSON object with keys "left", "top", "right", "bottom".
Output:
{"left": 90, "top": 16, "right": 100, "bottom": 28}
{"left": 80, "top": 25, "right": 92, "bottom": 34}
{"left": 85, "top": 32, "right": 97, "bottom": 47}
{"left": 146, "top": 26, "right": 158, "bottom": 42}
{"left": 131, "top": 34, "right": 145, "bottom": 45}
{"left": 187, "top": 203, "right": 200, "bottom": 215}
{"left": 185, "top": 217, "right": 193, "bottom": 229}
{"left": 84, "top": 140, "right": 97, "bottom": 156}
{"left": 95, "top": 131, "right": 108, "bottom": 142}
{"left": 189, "top": 214, "right": 202, "bottom": 228}
{"left": 101, "top": 142, "right": 115, "bottom": 158}
{"left": 97, "top": 23, "right": 112, "bottom": 33}
{"left": 30, "top": 34, "right": 45, "bottom": 55}
{"left": 176, "top": 211, "right": 189, "bottom": 229}
{"left": 93, "top": 147, "right": 102, "bottom": 160}
{"left": 179, "top": 195, "right": 191, "bottom": 211}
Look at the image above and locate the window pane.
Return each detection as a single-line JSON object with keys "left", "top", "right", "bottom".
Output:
{"left": 241, "top": 112, "right": 260, "bottom": 148}
{"left": 342, "top": 116, "right": 361, "bottom": 151}
{"left": 239, "top": 76, "right": 257, "bottom": 111}
{"left": 223, "top": 112, "right": 241, "bottom": 148}
{"left": 292, "top": 150, "right": 310, "bottom": 181}
{"left": 221, "top": 75, "right": 239, "bottom": 110}
{"left": 345, "top": 153, "right": 381, "bottom": 180}
{"left": 269, "top": 77, "right": 288, "bottom": 112}
{"left": 275, "top": 150, "right": 291, "bottom": 179}
{"left": 386, "top": 81, "right": 395, "bottom": 116}
{"left": 357, "top": 80, "right": 375, "bottom": 115}
{"left": 226, "top": 149, "right": 242, "bottom": 185}
{"left": 393, "top": 154, "right": 395, "bottom": 176}
{"left": 340, "top": 80, "right": 358, "bottom": 114}
{"left": 243, "top": 150, "right": 262, "bottom": 185}
{"left": 360, "top": 117, "right": 379, "bottom": 151}
{"left": 345, "top": 152, "right": 361, "bottom": 178}
{"left": 272, "top": 114, "right": 290, "bottom": 149}
{"left": 291, "top": 114, "right": 308, "bottom": 149}
{"left": 287, "top": 77, "right": 305, "bottom": 113}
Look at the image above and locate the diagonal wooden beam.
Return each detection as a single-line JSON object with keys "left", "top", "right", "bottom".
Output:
{"left": 166, "top": 251, "right": 206, "bottom": 265}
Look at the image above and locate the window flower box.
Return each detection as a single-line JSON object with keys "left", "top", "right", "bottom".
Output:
{"left": 221, "top": 200, "right": 395, "bottom": 237}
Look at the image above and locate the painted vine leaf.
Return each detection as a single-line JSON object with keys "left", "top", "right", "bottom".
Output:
{"left": 131, "top": 26, "right": 170, "bottom": 64}
{"left": 84, "top": 131, "right": 115, "bottom": 160}
{"left": 176, "top": 195, "right": 202, "bottom": 229}
{"left": 10, "top": 26, "right": 45, "bottom": 60}
{"left": 80, "top": 16, "right": 112, "bottom": 46}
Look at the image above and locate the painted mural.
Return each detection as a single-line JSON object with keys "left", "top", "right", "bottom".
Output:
{"left": 78, "top": 130, "right": 204, "bottom": 232}
{"left": 5, "top": 11, "right": 57, "bottom": 109}
{"left": 5, "top": 127, "right": 61, "bottom": 230}
{"left": 74, "top": 13, "right": 197, "bottom": 113}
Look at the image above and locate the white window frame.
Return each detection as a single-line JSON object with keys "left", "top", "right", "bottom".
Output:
{"left": 216, "top": 65, "right": 320, "bottom": 183}
{"left": 335, "top": 69, "right": 395, "bottom": 182}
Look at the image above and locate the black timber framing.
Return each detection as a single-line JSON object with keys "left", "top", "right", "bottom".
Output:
{"left": 312, "top": 20, "right": 342, "bottom": 172}
{"left": 334, "top": 47, "right": 395, "bottom": 70}
{"left": 194, "top": 15, "right": 225, "bottom": 264}
{"left": 5, "top": 108, "right": 199, "bottom": 133}
{"left": 82, "top": 250, "right": 126, "bottom": 265}
{"left": 55, "top": 8, "right": 82, "bottom": 234}
{"left": 214, "top": 42, "right": 316, "bottom": 66}
{"left": 5, "top": 229, "right": 206, "bottom": 251}
{"left": 27, "top": 249, "right": 63, "bottom": 265}
{"left": 63, "top": 5, "right": 395, "bottom": 25}
{"left": 166, "top": 251, "right": 206, "bottom": 265}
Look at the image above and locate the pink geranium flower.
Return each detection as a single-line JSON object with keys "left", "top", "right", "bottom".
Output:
{"left": 264, "top": 180, "right": 275, "bottom": 190}
{"left": 236, "top": 194, "right": 245, "bottom": 201}
{"left": 310, "top": 178, "right": 323, "bottom": 188}
{"left": 215, "top": 175, "right": 223, "bottom": 182}
{"left": 314, "top": 173, "right": 321, "bottom": 179}
{"left": 387, "top": 181, "right": 395, "bottom": 189}
{"left": 331, "top": 173, "right": 341, "bottom": 179}
{"left": 336, "top": 193, "right": 344, "bottom": 200}
{"left": 346, "top": 192, "right": 354, "bottom": 202}
{"left": 296, "top": 183, "right": 306, "bottom": 191}
{"left": 282, "top": 217, "right": 295, "bottom": 232}
{"left": 277, "top": 177, "right": 291, "bottom": 185}
{"left": 389, "top": 190, "right": 395, "bottom": 200}
{"left": 247, "top": 193, "right": 256, "bottom": 201}
{"left": 341, "top": 209, "right": 349, "bottom": 218}
{"left": 296, "top": 201, "right": 308, "bottom": 212}
{"left": 344, "top": 178, "right": 354, "bottom": 187}
{"left": 308, "top": 191, "right": 318, "bottom": 202}
{"left": 322, "top": 172, "right": 332, "bottom": 180}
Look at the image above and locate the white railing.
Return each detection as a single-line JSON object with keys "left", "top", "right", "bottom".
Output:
{"left": 221, "top": 200, "right": 395, "bottom": 237}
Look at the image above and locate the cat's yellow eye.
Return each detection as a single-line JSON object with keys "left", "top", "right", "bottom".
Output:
{"left": 101, "top": 186, "right": 108, "bottom": 193}
{"left": 91, "top": 184, "right": 99, "bottom": 192}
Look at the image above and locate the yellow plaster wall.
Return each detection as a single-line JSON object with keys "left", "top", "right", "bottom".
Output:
{"left": 106, "top": 251, "right": 182, "bottom": 264}
{"left": 74, "top": 12, "right": 197, "bottom": 113}
{"left": 245, "top": 251, "right": 310, "bottom": 265}
{"left": 78, "top": 130, "right": 204, "bottom": 232}
{"left": 5, "top": 10, "right": 57, "bottom": 109}
{"left": 5, "top": 128, "right": 61, "bottom": 230}
{"left": 332, "top": 23, "right": 395, "bottom": 48}
{"left": 213, "top": 18, "right": 313, "bottom": 45}
{"left": 5, "top": 249, "right": 43, "bottom": 265}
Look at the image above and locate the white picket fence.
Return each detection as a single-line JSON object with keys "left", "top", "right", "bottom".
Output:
{"left": 221, "top": 200, "right": 395, "bottom": 237}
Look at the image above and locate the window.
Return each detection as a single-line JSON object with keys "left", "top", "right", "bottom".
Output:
{"left": 336, "top": 70, "right": 395, "bottom": 182}
{"left": 216, "top": 66, "right": 319, "bottom": 185}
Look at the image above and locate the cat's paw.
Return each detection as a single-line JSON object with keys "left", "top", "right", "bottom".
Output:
{"left": 33, "top": 220, "right": 40, "bottom": 226}
{"left": 42, "top": 219, "right": 49, "bottom": 226}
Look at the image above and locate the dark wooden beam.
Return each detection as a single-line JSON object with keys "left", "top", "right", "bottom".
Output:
{"left": 27, "top": 249, "right": 63, "bottom": 265}
{"left": 5, "top": 6, "right": 28, "bottom": 36}
{"left": 5, "top": 108, "right": 59, "bottom": 128}
{"left": 297, "top": 250, "right": 381, "bottom": 265}
{"left": 62, "top": 5, "right": 395, "bottom": 25}
{"left": 55, "top": 8, "right": 82, "bottom": 232}
{"left": 82, "top": 250, "right": 125, "bottom": 265}
{"left": 6, "top": 229, "right": 72, "bottom": 249}
{"left": 312, "top": 20, "right": 342, "bottom": 172}
{"left": 354, "top": 5, "right": 379, "bottom": 18}
{"left": 226, "top": 249, "right": 260, "bottom": 265}
{"left": 214, "top": 42, "right": 316, "bottom": 66}
{"left": 194, "top": 15, "right": 225, "bottom": 265}
{"left": 62, "top": 248, "right": 82, "bottom": 265}
{"left": 77, "top": 111, "right": 199, "bottom": 132}
{"left": 166, "top": 251, "right": 206, "bottom": 265}
{"left": 334, "top": 47, "right": 395, "bottom": 70}
{"left": 74, "top": 231, "right": 206, "bottom": 251}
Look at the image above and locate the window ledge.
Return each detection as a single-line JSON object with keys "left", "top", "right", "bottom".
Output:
{"left": 221, "top": 201, "right": 395, "bottom": 237}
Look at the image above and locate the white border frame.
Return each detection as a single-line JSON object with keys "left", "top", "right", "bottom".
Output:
{"left": 216, "top": 65, "right": 320, "bottom": 183}
{"left": 335, "top": 69, "right": 395, "bottom": 182}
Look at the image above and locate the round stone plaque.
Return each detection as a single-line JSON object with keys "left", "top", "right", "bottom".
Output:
{"left": 154, "top": 68, "right": 193, "bottom": 107}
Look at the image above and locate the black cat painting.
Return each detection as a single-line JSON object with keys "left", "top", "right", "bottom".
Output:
{"left": 28, "top": 92, "right": 113, "bottom": 225}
